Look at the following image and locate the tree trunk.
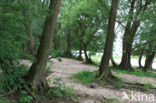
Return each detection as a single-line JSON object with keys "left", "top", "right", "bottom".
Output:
{"left": 65, "top": 33, "right": 71, "bottom": 56}
{"left": 78, "top": 45, "right": 82, "bottom": 60}
{"left": 143, "top": 52, "right": 155, "bottom": 72}
{"left": 23, "top": 0, "right": 35, "bottom": 55}
{"left": 138, "top": 50, "right": 144, "bottom": 68}
{"left": 25, "top": 0, "right": 61, "bottom": 93}
{"left": 119, "top": 0, "right": 150, "bottom": 71}
{"left": 111, "top": 57, "right": 118, "bottom": 68}
{"left": 84, "top": 45, "right": 92, "bottom": 64}
{"left": 98, "top": 0, "right": 118, "bottom": 80}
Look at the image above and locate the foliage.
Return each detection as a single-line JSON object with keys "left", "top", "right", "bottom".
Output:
{"left": 57, "top": 57, "right": 62, "bottom": 62}
{"left": 48, "top": 77, "right": 77, "bottom": 102}
{"left": 51, "top": 50, "right": 64, "bottom": 58}
{"left": 0, "top": 60, "right": 27, "bottom": 94}
{"left": 20, "top": 90, "right": 33, "bottom": 103}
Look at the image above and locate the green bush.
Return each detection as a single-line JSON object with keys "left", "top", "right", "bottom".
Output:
{"left": 71, "top": 70, "right": 95, "bottom": 84}
{"left": 0, "top": 60, "right": 27, "bottom": 94}
{"left": 51, "top": 50, "right": 64, "bottom": 58}
{"left": 58, "top": 57, "right": 62, "bottom": 62}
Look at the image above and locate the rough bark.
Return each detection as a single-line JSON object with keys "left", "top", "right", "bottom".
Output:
{"left": 143, "top": 52, "right": 155, "bottom": 72}
{"left": 25, "top": 0, "right": 61, "bottom": 93}
{"left": 98, "top": 0, "right": 118, "bottom": 81}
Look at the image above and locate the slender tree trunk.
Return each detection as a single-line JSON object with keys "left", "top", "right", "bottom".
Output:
{"left": 143, "top": 52, "right": 155, "bottom": 72}
{"left": 78, "top": 45, "right": 82, "bottom": 60}
{"left": 98, "top": 0, "right": 118, "bottom": 80}
{"left": 25, "top": 0, "right": 61, "bottom": 92}
{"left": 23, "top": 0, "right": 35, "bottom": 55}
{"left": 84, "top": 45, "right": 92, "bottom": 64}
{"left": 138, "top": 50, "right": 144, "bottom": 68}
{"left": 65, "top": 33, "right": 71, "bottom": 56}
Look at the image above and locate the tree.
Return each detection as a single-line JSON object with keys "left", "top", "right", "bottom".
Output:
{"left": 98, "top": 0, "right": 118, "bottom": 81}
{"left": 118, "top": 0, "right": 151, "bottom": 71}
{"left": 25, "top": 0, "right": 61, "bottom": 94}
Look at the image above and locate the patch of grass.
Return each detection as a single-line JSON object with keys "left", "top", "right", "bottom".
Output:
{"left": 143, "top": 82, "right": 154, "bottom": 91}
{"left": 111, "top": 68, "right": 156, "bottom": 78}
{"left": 58, "top": 57, "right": 62, "bottom": 62}
{"left": 101, "top": 97, "right": 118, "bottom": 103}
{"left": 113, "top": 81, "right": 122, "bottom": 89}
{"left": 70, "top": 70, "right": 95, "bottom": 84}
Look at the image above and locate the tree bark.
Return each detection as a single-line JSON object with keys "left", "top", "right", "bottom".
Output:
{"left": 84, "top": 45, "right": 92, "bottom": 64}
{"left": 138, "top": 50, "right": 144, "bottom": 68}
{"left": 25, "top": 0, "right": 61, "bottom": 93}
{"left": 143, "top": 52, "right": 155, "bottom": 72}
{"left": 98, "top": 0, "right": 118, "bottom": 80}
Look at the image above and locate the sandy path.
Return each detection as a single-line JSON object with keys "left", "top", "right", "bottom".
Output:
{"left": 46, "top": 58, "right": 156, "bottom": 103}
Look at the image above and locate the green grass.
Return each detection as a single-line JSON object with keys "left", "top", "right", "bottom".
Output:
{"left": 70, "top": 70, "right": 95, "bottom": 84}
{"left": 111, "top": 68, "right": 156, "bottom": 78}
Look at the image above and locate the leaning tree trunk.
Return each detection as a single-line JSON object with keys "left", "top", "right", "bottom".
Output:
{"left": 84, "top": 45, "right": 92, "bottom": 64}
{"left": 98, "top": 0, "right": 118, "bottom": 81}
{"left": 65, "top": 33, "right": 72, "bottom": 56}
{"left": 143, "top": 52, "right": 155, "bottom": 72}
{"left": 25, "top": 0, "right": 61, "bottom": 93}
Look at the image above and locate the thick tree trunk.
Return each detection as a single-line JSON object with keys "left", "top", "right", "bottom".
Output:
{"left": 111, "top": 57, "right": 118, "bottom": 68}
{"left": 65, "top": 33, "right": 71, "bottom": 56}
{"left": 143, "top": 52, "right": 155, "bottom": 72}
{"left": 25, "top": 0, "right": 61, "bottom": 93}
{"left": 98, "top": 0, "right": 118, "bottom": 80}
{"left": 138, "top": 50, "right": 144, "bottom": 68}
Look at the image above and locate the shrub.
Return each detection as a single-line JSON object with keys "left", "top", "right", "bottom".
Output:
{"left": 0, "top": 60, "right": 27, "bottom": 94}
{"left": 57, "top": 57, "right": 62, "bottom": 62}
{"left": 20, "top": 90, "right": 32, "bottom": 103}
{"left": 51, "top": 50, "right": 64, "bottom": 58}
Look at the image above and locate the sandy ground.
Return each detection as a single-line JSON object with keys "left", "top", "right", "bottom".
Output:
{"left": 21, "top": 58, "right": 156, "bottom": 103}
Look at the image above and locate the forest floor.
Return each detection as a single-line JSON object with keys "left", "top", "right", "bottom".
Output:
{"left": 22, "top": 58, "right": 156, "bottom": 103}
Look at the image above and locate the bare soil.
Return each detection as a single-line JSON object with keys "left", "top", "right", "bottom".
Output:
{"left": 21, "top": 58, "right": 156, "bottom": 103}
